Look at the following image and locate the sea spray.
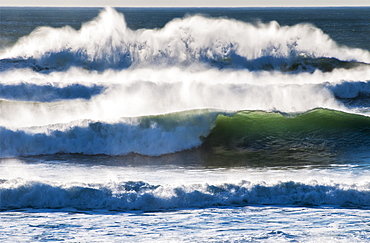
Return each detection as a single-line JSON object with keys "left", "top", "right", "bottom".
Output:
{"left": 1, "top": 7, "right": 370, "bottom": 242}
{"left": 1, "top": 7, "right": 370, "bottom": 130}
{"left": 1, "top": 109, "right": 370, "bottom": 158}
{"left": 4, "top": 67, "right": 370, "bottom": 128}
{"left": 1, "top": 179, "right": 369, "bottom": 211}
{"left": 0, "top": 110, "right": 219, "bottom": 157}
{"left": 1, "top": 7, "right": 369, "bottom": 71}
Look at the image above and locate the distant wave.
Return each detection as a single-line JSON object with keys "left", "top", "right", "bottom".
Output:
{"left": 0, "top": 83, "right": 105, "bottom": 102}
{"left": 1, "top": 52, "right": 369, "bottom": 74}
{"left": 1, "top": 7, "right": 370, "bottom": 129}
{"left": 1, "top": 7, "right": 370, "bottom": 159}
{"left": 1, "top": 179, "right": 369, "bottom": 211}
{"left": 0, "top": 7, "right": 369, "bottom": 73}
{"left": 1, "top": 67, "right": 370, "bottom": 128}
{"left": 327, "top": 81, "right": 370, "bottom": 99}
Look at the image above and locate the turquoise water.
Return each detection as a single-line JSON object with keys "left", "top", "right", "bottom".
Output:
{"left": 1, "top": 7, "right": 370, "bottom": 242}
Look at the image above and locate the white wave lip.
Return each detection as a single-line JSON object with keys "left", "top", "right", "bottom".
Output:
{"left": 1, "top": 7, "right": 369, "bottom": 65}
{"left": 1, "top": 65, "right": 369, "bottom": 128}
{"left": 1, "top": 7, "right": 370, "bottom": 157}
{"left": 1, "top": 179, "right": 369, "bottom": 211}
{"left": 0, "top": 111, "right": 218, "bottom": 157}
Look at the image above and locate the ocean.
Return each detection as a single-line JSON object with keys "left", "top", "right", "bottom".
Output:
{"left": 0, "top": 6, "right": 370, "bottom": 242}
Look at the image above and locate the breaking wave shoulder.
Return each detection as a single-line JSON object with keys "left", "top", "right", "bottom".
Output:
{"left": 1, "top": 108, "right": 370, "bottom": 158}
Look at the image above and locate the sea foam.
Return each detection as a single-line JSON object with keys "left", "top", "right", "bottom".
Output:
{"left": 1, "top": 7, "right": 369, "bottom": 71}
{"left": 1, "top": 179, "right": 369, "bottom": 211}
{"left": 0, "top": 110, "right": 219, "bottom": 157}
{"left": 1, "top": 7, "right": 370, "bottom": 157}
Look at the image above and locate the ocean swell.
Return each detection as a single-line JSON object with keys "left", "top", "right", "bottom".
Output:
{"left": 1, "top": 8, "right": 370, "bottom": 159}
{"left": 1, "top": 179, "right": 369, "bottom": 211}
{"left": 1, "top": 109, "right": 370, "bottom": 158}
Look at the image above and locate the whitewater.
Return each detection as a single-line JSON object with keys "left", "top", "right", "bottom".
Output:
{"left": 1, "top": 6, "right": 370, "bottom": 242}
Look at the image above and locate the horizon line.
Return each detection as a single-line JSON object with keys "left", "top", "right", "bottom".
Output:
{"left": 1, "top": 4, "right": 370, "bottom": 8}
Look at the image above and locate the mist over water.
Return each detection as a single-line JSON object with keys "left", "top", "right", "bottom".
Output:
{"left": 0, "top": 7, "right": 370, "bottom": 242}
{"left": 1, "top": 7, "right": 370, "bottom": 157}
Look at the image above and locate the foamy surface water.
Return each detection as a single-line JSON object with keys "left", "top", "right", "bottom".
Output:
{"left": 1, "top": 156, "right": 370, "bottom": 242}
{"left": 1, "top": 6, "right": 370, "bottom": 242}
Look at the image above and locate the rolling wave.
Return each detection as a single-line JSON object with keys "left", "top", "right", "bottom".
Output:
{"left": 1, "top": 179, "right": 369, "bottom": 211}
{"left": 1, "top": 67, "right": 370, "bottom": 128}
{"left": 1, "top": 108, "right": 369, "bottom": 158}
{"left": 0, "top": 83, "right": 105, "bottom": 102}
{"left": 0, "top": 7, "right": 369, "bottom": 73}
{"left": 0, "top": 109, "right": 219, "bottom": 157}
{"left": 204, "top": 108, "right": 370, "bottom": 151}
{"left": 1, "top": 7, "right": 369, "bottom": 160}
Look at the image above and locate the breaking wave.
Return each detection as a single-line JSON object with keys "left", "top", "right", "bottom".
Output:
{"left": 0, "top": 110, "right": 219, "bottom": 157}
{"left": 1, "top": 109, "right": 370, "bottom": 158}
{"left": 1, "top": 7, "right": 369, "bottom": 73}
{"left": 1, "top": 179, "right": 369, "bottom": 211}
{"left": 1, "top": 7, "right": 370, "bottom": 160}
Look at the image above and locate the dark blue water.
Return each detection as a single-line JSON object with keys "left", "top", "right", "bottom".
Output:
{"left": 1, "top": 7, "right": 369, "bottom": 50}
{"left": 0, "top": 7, "right": 370, "bottom": 242}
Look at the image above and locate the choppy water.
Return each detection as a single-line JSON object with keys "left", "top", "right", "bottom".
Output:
{"left": 1, "top": 7, "right": 370, "bottom": 242}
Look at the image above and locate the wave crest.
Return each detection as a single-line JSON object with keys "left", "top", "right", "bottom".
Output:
{"left": 1, "top": 7, "right": 369, "bottom": 73}
{"left": 1, "top": 109, "right": 370, "bottom": 158}
{"left": 0, "top": 110, "right": 219, "bottom": 157}
{"left": 1, "top": 179, "right": 369, "bottom": 211}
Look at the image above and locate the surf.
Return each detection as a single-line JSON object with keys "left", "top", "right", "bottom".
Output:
{"left": 1, "top": 7, "right": 369, "bottom": 73}
{"left": 1, "top": 7, "right": 370, "bottom": 160}
{"left": 1, "top": 178, "right": 369, "bottom": 211}
{"left": 1, "top": 108, "right": 370, "bottom": 158}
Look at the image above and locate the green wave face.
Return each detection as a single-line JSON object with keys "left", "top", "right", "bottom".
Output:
{"left": 202, "top": 109, "right": 370, "bottom": 166}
